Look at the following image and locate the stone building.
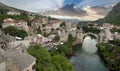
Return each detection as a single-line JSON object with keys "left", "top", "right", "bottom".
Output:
{"left": 0, "top": 34, "right": 16, "bottom": 48}
{"left": 0, "top": 49, "right": 6, "bottom": 71}
{"left": 2, "top": 18, "right": 29, "bottom": 32}
{"left": 59, "top": 30, "right": 68, "bottom": 42}
{"left": 30, "top": 34, "right": 44, "bottom": 44}
{"left": 2, "top": 18, "right": 15, "bottom": 28}
{"left": 7, "top": 11, "right": 20, "bottom": 15}
{"left": 99, "top": 30, "right": 106, "bottom": 43}
{"left": 0, "top": 29, "right": 36, "bottom": 71}
{"left": 0, "top": 44, "right": 36, "bottom": 71}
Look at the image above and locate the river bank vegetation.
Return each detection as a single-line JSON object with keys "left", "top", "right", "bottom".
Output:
{"left": 52, "top": 34, "right": 76, "bottom": 57}
{"left": 28, "top": 45, "right": 74, "bottom": 71}
{"left": 97, "top": 41, "right": 120, "bottom": 71}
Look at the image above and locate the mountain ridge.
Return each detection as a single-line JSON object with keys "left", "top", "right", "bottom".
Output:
{"left": 44, "top": 3, "right": 113, "bottom": 21}
{"left": 97, "top": 2, "right": 120, "bottom": 25}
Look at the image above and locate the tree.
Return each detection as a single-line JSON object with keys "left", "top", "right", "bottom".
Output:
{"left": 17, "top": 29, "right": 28, "bottom": 39}
{"left": 28, "top": 45, "right": 55, "bottom": 71}
{"left": 56, "top": 43, "right": 73, "bottom": 57}
{"left": 82, "top": 26, "right": 101, "bottom": 34}
{"left": 60, "top": 22, "right": 66, "bottom": 27}
{"left": 68, "top": 34, "right": 76, "bottom": 44}
{"left": 97, "top": 43, "right": 120, "bottom": 71}
{"left": 2, "top": 26, "right": 28, "bottom": 39}
{"left": 54, "top": 35, "right": 60, "bottom": 42}
{"left": 52, "top": 54, "right": 74, "bottom": 71}
{"left": 42, "top": 24, "right": 46, "bottom": 27}
{"left": 51, "top": 28, "right": 54, "bottom": 31}
{"left": 28, "top": 45, "right": 74, "bottom": 71}
{"left": 36, "top": 26, "right": 42, "bottom": 34}
{"left": 110, "top": 28, "right": 120, "bottom": 34}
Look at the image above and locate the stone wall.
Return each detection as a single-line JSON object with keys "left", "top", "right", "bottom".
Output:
{"left": 23, "top": 61, "right": 36, "bottom": 71}
{"left": 0, "top": 62, "right": 6, "bottom": 71}
{"left": 6, "top": 60, "right": 20, "bottom": 71}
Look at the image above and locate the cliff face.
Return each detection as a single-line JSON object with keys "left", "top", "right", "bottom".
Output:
{"left": 102, "top": 2, "right": 120, "bottom": 25}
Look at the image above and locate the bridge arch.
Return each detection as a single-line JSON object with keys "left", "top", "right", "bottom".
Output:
{"left": 82, "top": 32, "right": 99, "bottom": 42}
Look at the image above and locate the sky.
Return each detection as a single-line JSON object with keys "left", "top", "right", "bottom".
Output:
{"left": 0, "top": 0, "right": 120, "bottom": 12}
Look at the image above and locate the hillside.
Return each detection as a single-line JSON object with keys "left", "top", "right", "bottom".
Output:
{"left": 0, "top": 2, "right": 27, "bottom": 14}
{"left": 99, "top": 2, "right": 120, "bottom": 25}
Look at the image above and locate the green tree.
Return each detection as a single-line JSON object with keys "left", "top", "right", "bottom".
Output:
{"left": 56, "top": 43, "right": 73, "bottom": 57}
{"left": 54, "top": 35, "right": 60, "bottom": 42}
{"left": 110, "top": 28, "right": 120, "bottom": 34}
{"left": 2, "top": 26, "right": 28, "bottom": 39}
{"left": 68, "top": 34, "right": 76, "bottom": 44}
{"left": 28, "top": 45, "right": 55, "bottom": 71}
{"left": 82, "top": 26, "right": 101, "bottom": 34}
{"left": 97, "top": 43, "right": 120, "bottom": 71}
{"left": 60, "top": 22, "right": 66, "bottom": 27}
{"left": 42, "top": 24, "right": 46, "bottom": 27}
{"left": 17, "top": 29, "right": 28, "bottom": 39}
{"left": 52, "top": 54, "right": 73, "bottom": 71}
{"left": 28, "top": 45, "right": 74, "bottom": 71}
{"left": 51, "top": 28, "right": 54, "bottom": 31}
{"left": 36, "top": 26, "right": 42, "bottom": 34}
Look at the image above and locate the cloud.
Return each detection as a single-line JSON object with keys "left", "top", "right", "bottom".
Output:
{"left": 78, "top": 0, "right": 120, "bottom": 8}
{"left": 56, "top": 0, "right": 64, "bottom": 7}
{"left": 0, "top": 0, "right": 64, "bottom": 12}
{"left": 0, "top": 0, "right": 120, "bottom": 12}
{"left": 0, "top": 0, "right": 120, "bottom": 21}
{"left": 83, "top": 6, "right": 96, "bottom": 14}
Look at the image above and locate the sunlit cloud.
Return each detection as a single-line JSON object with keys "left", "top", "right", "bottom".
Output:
{"left": 0, "top": 0, "right": 120, "bottom": 21}
{"left": 0, "top": 0, "right": 120, "bottom": 12}
{"left": 0, "top": 0, "right": 64, "bottom": 12}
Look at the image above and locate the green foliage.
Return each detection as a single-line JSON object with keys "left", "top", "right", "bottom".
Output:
{"left": 52, "top": 54, "right": 74, "bottom": 71}
{"left": 109, "top": 15, "right": 120, "bottom": 25}
{"left": 0, "top": 18, "right": 2, "bottom": 28}
{"left": 48, "top": 16, "right": 57, "bottom": 20}
{"left": 28, "top": 45, "right": 74, "bottom": 71}
{"left": 2, "top": 26, "right": 28, "bottom": 39}
{"left": 0, "top": 13, "right": 29, "bottom": 21}
{"left": 109, "top": 39, "right": 120, "bottom": 46}
{"left": 68, "top": 34, "right": 76, "bottom": 44}
{"left": 82, "top": 26, "right": 101, "bottom": 34}
{"left": 97, "top": 43, "right": 120, "bottom": 71}
{"left": 36, "top": 26, "right": 42, "bottom": 34}
{"left": 28, "top": 45, "right": 54, "bottom": 71}
{"left": 0, "top": 14, "right": 8, "bottom": 23}
{"left": 43, "top": 32, "right": 48, "bottom": 37}
{"left": 55, "top": 34, "right": 76, "bottom": 57}
{"left": 54, "top": 35, "right": 60, "bottom": 42}
{"left": 51, "top": 28, "right": 55, "bottom": 31}
{"left": 0, "top": 7, "right": 8, "bottom": 14}
{"left": 56, "top": 43, "right": 73, "bottom": 56}
{"left": 42, "top": 24, "right": 46, "bottom": 27}
{"left": 60, "top": 22, "right": 66, "bottom": 27}
{"left": 110, "top": 28, "right": 120, "bottom": 34}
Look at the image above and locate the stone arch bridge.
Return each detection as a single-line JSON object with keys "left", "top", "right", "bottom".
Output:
{"left": 73, "top": 32, "right": 99, "bottom": 45}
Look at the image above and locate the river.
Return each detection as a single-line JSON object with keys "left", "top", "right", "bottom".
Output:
{"left": 70, "top": 36, "right": 109, "bottom": 71}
